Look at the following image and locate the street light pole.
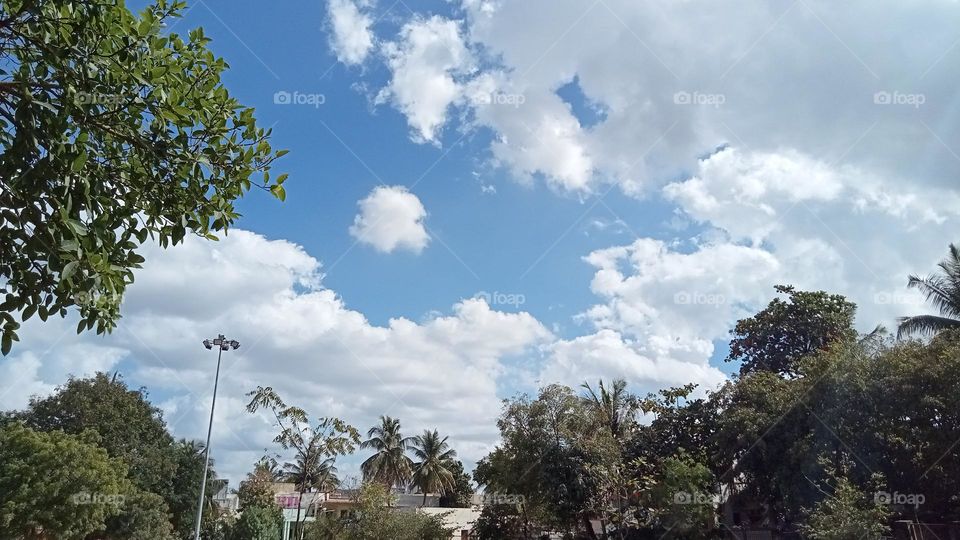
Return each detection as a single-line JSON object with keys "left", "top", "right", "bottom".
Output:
{"left": 193, "top": 334, "right": 239, "bottom": 540}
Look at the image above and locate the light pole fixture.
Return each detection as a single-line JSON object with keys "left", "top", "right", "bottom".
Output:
{"left": 193, "top": 334, "right": 239, "bottom": 540}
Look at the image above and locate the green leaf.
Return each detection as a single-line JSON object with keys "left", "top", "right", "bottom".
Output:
{"left": 61, "top": 261, "right": 80, "bottom": 281}
{"left": 270, "top": 184, "right": 286, "bottom": 201}
{"left": 71, "top": 152, "right": 88, "bottom": 172}
{"left": 1, "top": 332, "right": 10, "bottom": 355}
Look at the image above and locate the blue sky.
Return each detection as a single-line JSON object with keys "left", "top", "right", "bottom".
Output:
{"left": 5, "top": 0, "right": 960, "bottom": 482}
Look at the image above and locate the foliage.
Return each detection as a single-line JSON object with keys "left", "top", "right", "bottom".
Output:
{"left": 105, "top": 490, "right": 177, "bottom": 540}
{"left": 644, "top": 454, "right": 717, "bottom": 539}
{"left": 0, "top": 0, "right": 288, "bottom": 354}
{"left": 799, "top": 464, "right": 890, "bottom": 540}
{"left": 239, "top": 457, "right": 283, "bottom": 510}
{"left": 439, "top": 460, "right": 475, "bottom": 508}
{"left": 230, "top": 505, "right": 282, "bottom": 540}
{"left": 0, "top": 423, "right": 131, "bottom": 538}
{"left": 360, "top": 415, "right": 414, "bottom": 490}
{"left": 168, "top": 438, "right": 224, "bottom": 539}
{"left": 410, "top": 429, "right": 458, "bottom": 505}
{"left": 246, "top": 386, "right": 360, "bottom": 538}
{"left": 304, "top": 483, "right": 452, "bottom": 540}
{"left": 18, "top": 372, "right": 175, "bottom": 497}
{"left": 898, "top": 243, "right": 960, "bottom": 337}
{"left": 726, "top": 285, "right": 857, "bottom": 376}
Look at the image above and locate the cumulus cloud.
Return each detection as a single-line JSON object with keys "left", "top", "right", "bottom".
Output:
{"left": 376, "top": 16, "right": 473, "bottom": 143}
{"left": 327, "top": 0, "right": 375, "bottom": 65}
{"left": 1, "top": 230, "right": 552, "bottom": 480}
{"left": 349, "top": 185, "right": 431, "bottom": 254}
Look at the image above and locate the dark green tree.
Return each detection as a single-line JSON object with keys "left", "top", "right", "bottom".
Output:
{"left": 0, "top": 0, "right": 288, "bottom": 354}
{"left": 726, "top": 285, "right": 856, "bottom": 376}
{"left": 360, "top": 415, "right": 415, "bottom": 490}
{"left": 439, "top": 460, "right": 475, "bottom": 508}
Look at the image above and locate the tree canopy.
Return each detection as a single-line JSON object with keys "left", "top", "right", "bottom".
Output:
{"left": 0, "top": 0, "right": 287, "bottom": 354}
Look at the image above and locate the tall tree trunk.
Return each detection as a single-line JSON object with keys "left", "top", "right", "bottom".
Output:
{"left": 295, "top": 487, "right": 305, "bottom": 540}
{"left": 422, "top": 490, "right": 427, "bottom": 507}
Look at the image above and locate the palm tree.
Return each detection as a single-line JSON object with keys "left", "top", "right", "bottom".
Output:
{"left": 410, "top": 429, "right": 457, "bottom": 506}
{"left": 360, "top": 416, "right": 414, "bottom": 491}
{"left": 580, "top": 378, "right": 637, "bottom": 440}
{"left": 898, "top": 243, "right": 960, "bottom": 338}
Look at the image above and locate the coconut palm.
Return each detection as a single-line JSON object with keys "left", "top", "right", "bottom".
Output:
{"left": 360, "top": 416, "right": 414, "bottom": 490}
{"left": 284, "top": 454, "right": 339, "bottom": 493}
{"left": 897, "top": 243, "right": 960, "bottom": 338}
{"left": 410, "top": 429, "right": 457, "bottom": 506}
{"left": 580, "top": 378, "right": 637, "bottom": 440}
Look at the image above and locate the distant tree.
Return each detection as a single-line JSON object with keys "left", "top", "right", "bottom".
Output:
{"left": 230, "top": 505, "right": 282, "bottom": 540}
{"left": 303, "top": 483, "right": 452, "bottom": 540}
{"left": 581, "top": 378, "right": 639, "bottom": 440}
{"left": 167, "top": 438, "right": 224, "bottom": 540}
{"left": 726, "top": 285, "right": 856, "bottom": 376}
{"left": 360, "top": 415, "right": 415, "bottom": 490}
{"left": 0, "top": 0, "right": 288, "bottom": 354}
{"left": 105, "top": 490, "right": 177, "bottom": 540}
{"left": 246, "top": 386, "right": 360, "bottom": 540}
{"left": 800, "top": 464, "right": 889, "bottom": 540}
{"left": 897, "top": 243, "right": 960, "bottom": 338}
{"left": 411, "top": 429, "right": 458, "bottom": 506}
{"left": 439, "top": 460, "right": 475, "bottom": 508}
{"left": 238, "top": 457, "right": 282, "bottom": 510}
{"left": 0, "top": 423, "right": 131, "bottom": 537}
{"left": 18, "top": 372, "right": 176, "bottom": 497}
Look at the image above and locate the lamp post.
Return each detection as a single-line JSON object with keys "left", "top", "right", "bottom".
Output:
{"left": 193, "top": 334, "right": 240, "bottom": 540}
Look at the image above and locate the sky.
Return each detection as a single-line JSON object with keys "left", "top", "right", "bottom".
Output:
{"left": 4, "top": 0, "right": 960, "bottom": 485}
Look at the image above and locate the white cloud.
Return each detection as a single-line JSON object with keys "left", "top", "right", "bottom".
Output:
{"left": 376, "top": 16, "right": 473, "bottom": 143}
{"left": 349, "top": 185, "right": 431, "bottom": 254}
{"left": 327, "top": 0, "right": 375, "bottom": 66}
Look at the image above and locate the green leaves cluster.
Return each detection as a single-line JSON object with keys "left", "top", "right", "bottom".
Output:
{"left": 0, "top": 0, "right": 288, "bottom": 353}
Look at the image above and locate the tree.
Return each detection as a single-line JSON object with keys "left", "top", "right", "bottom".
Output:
{"left": 105, "top": 490, "right": 177, "bottom": 540}
{"left": 238, "top": 457, "right": 283, "bottom": 510}
{"left": 581, "top": 378, "right": 638, "bottom": 441}
{"left": 726, "top": 285, "right": 856, "bottom": 376}
{"left": 18, "top": 372, "right": 176, "bottom": 497}
{"left": 246, "top": 386, "right": 360, "bottom": 540}
{"left": 438, "top": 460, "right": 475, "bottom": 508}
{"left": 800, "top": 465, "right": 889, "bottom": 540}
{"left": 897, "top": 243, "right": 960, "bottom": 338}
{"left": 360, "top": 415, "right": 414, "bottom": 490}
{"left": 410, "top": 429, "right": 458, "bottom": 506}
{"left": 0, "top": 0, "right": 288, "bottom": 354}
{"left": 304, "top": 483, "right": 452, "bottom": 540}
{"left": 0, "top": 423, "right": 131, "bottom": 538}
{"left": 168, "top": 438, "right": 225, "bottom": 539}
{"left": 230, "top": 505, "right": 282, "bottom": 540}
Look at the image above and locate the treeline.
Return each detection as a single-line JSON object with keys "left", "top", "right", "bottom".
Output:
{"left": 472, "top": 273, "right": 960, "bottom": 538}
